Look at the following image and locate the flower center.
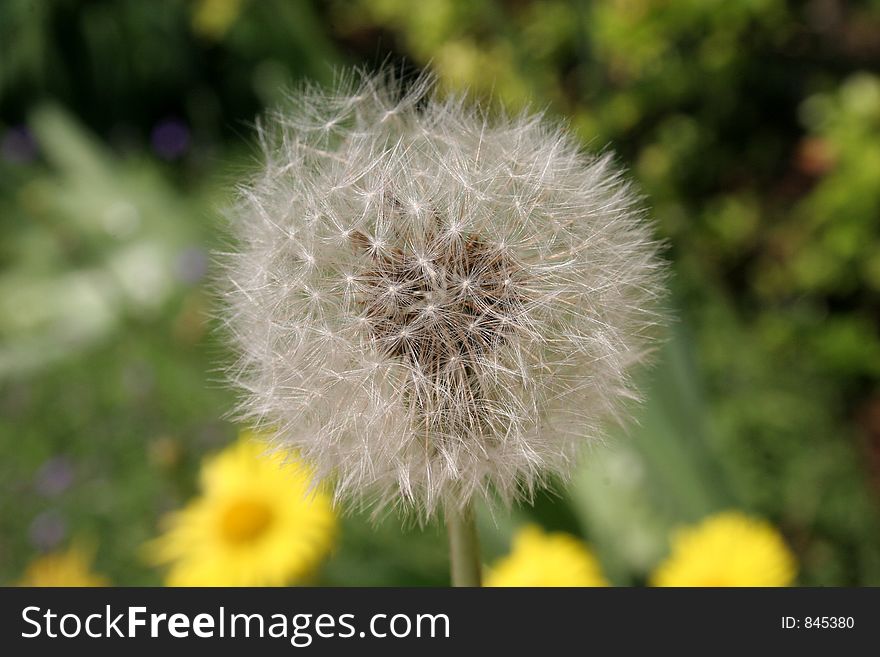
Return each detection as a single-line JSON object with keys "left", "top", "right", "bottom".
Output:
{"left": 351, "top": 217, "right": 527, "bottom": 435}
{"left": 219, "top": 497, "right": 274, "bottom": 545}
{"left": 354, "top": 232, "right": 522, "bottom": 366}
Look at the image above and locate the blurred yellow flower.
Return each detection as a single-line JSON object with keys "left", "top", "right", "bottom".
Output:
{"left": 192, "top": 0, "right": 244, "bottom": 40}
{"left": 147, "top": 432, "right": 336, "bottom": 586}
{"left": 650, "top": 511, "right": 797, "bottom": 587}
{"left": 17, "top": 545, "right": 109, "bottom": 587}
{"left": 485, "top": 525, "right": 609, "bottom": 587}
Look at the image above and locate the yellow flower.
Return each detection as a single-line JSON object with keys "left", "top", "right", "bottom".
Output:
{"left": 485, "top": 525, "right": 609, "bottom": 587}
{"left": 650, "top": 511, "right": 797, "bottom": 587}
{"left": 147, "top": 432, "right": 336, "bottom": 586}
{"left": 192, "top": 0, "right": 244, "bottom": 40}
{"left": 17, "top": 544, "right": 109, "bottom": 587}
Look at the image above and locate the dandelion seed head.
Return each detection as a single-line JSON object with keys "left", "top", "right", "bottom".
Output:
{"left": 222, "top": 70, "right": 667, "bottom": 518}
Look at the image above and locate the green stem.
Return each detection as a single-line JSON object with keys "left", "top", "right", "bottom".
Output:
{"left": 446, "top": 503, "right": 482, "bottom": 587}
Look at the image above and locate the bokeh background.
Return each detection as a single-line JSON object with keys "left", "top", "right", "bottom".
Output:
{"left": 2, "top": 0, "right": 880, "bottom": 586}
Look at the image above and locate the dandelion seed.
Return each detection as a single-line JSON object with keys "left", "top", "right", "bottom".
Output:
{"left": 221, "top": 69, "right": 666, "bottom": 544}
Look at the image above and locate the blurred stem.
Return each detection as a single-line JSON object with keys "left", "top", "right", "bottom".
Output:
{"left": 446, "top": 503, "right": 482, "bottom": 587}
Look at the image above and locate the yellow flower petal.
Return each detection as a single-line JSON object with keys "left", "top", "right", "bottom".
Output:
{"left": 651, "top": 511, "right": 797, "bottom": 587}
{"left": 17, "top": 544, "right": 109, "bottom": 587}
{"left": 146, "top": 432, "right": 337, "bottom": 586}
{"left": 192, "top": 0, "right": 243, "bottom": 40}
{"left": 486, "top": 524, "right": 609, "bottom": 587}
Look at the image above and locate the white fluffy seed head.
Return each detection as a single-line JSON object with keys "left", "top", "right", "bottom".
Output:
{"left": 220, "top": 70, "right": 667, "bottom": 519}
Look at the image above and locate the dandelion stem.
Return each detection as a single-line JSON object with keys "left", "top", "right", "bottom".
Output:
{"left": 446, "top": 503, "right": 482, "bottom": 587}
